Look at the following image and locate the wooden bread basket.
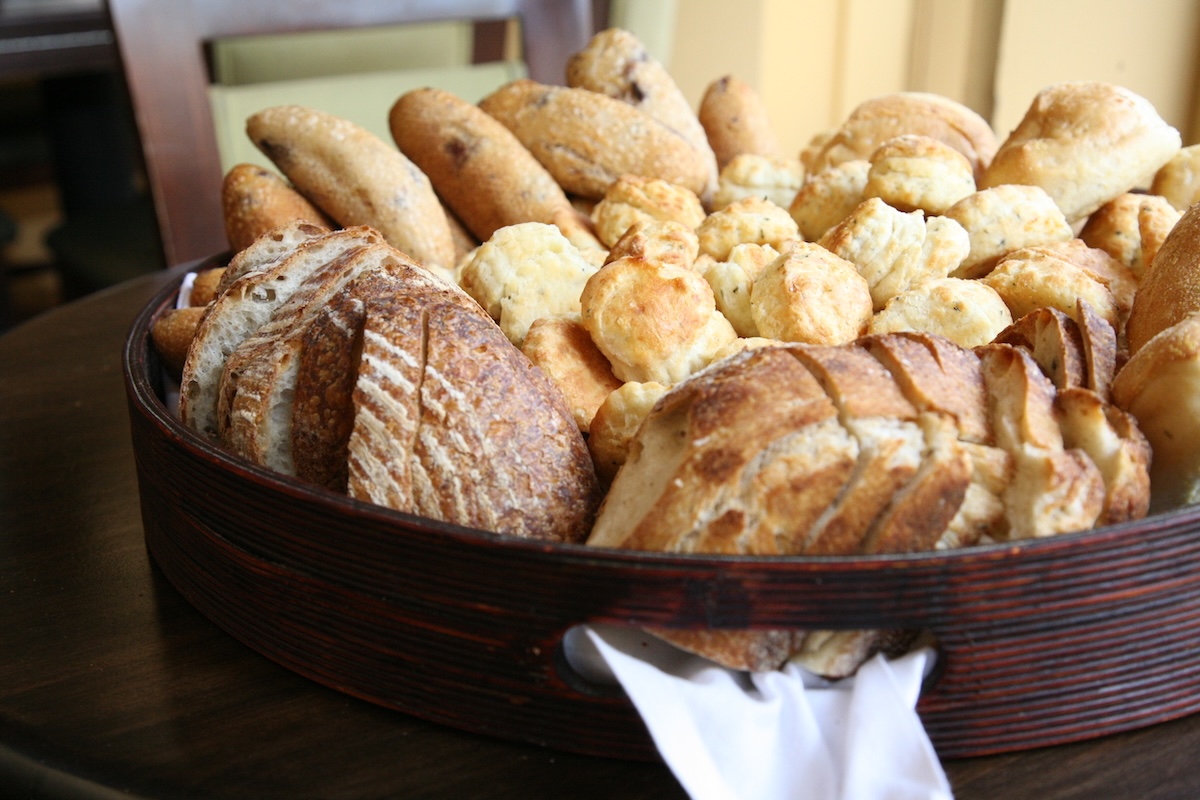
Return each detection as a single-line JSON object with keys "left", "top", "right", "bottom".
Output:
{"left": 123, "top": 258, "right": 1200, "bottom": 761}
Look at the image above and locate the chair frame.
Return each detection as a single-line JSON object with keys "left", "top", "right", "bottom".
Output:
{"left": 106, "top": 0, "right": 596, "bottom": 266}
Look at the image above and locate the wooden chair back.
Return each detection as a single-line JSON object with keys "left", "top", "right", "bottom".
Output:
{"left": 105, "top": 0, "right": 596, "bottom": 266}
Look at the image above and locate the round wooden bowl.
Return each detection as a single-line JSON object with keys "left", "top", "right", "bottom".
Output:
{"left": 124, "top": 258, "right": 1200, "bottom": 761}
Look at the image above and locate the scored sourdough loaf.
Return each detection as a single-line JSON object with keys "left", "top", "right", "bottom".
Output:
{"left": 188, "top": 224, "right": 600, "bottom": 540}
{"left": 180, "top": 225, "right": 385, "bottom": 439}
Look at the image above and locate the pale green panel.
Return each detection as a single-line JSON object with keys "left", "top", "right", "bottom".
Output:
{"left": 607, "top": 0, "right": 680, "bottom": 64}
{"left": 210, "top": 22, "right": 474, "bottom": 85}
{"left": 209, "top": 61, "right": 527, "bottom": 174}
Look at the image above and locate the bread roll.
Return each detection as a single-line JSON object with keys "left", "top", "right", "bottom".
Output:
{"left": 980, "top": 81, "right": 1181, "bottom": 222}
{"left": 221, "top": 163, "right": 332, "bottom": 253}
{"left": 863, "top": 134, "right": 976, "bottom": 215}
{"left": 698, "top": 75, "right": 781, "bottom": 171}
{"left": 478, "top": 79, "right": 712, "bottom": 199}
{"left": 1125, "top": 201, "right": 1200, "bottom": 354}
{"left": 246, "top": 105, "right": 458, "bottom": 273}
{"left": 520, "top": 315, "right": 623, "bottom": 432}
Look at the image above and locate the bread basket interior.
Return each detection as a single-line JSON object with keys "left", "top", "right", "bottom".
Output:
{"left": 123, "top": 259, "right": 1200, "bottom": 761}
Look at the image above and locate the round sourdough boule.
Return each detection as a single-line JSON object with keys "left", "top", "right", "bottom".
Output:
{"left": 388, "top": 87, "right": 593, "bottom": 246}
{"left": 1112, "top": 311, "right": 1200, "bottom": 511}
{"left": 1126, "top": 201, "right": 1200, "bottom": 354}
{"left": 980, "top": 81, "right": 1182, "bottom": 223}
{"left": 221, "top": 163, "right": 333, "bottom": 253}
{"left": 478, "top": 79, "right": 712, "bottom": 200}
{"left": 246, "top": 104, "right": 458, "bottom": 273}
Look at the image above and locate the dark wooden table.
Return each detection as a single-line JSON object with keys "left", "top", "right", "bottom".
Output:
{"left": 2, "top": 269, "right": 1199, "bottom": 799}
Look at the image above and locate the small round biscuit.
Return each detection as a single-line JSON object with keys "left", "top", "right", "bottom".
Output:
{"left": 696, "top": 195, "right": 801, "bottom": 262}
{"left": 699, "top": 243, "right": 782, "bottom": 337}
{"left": 604, "top": 219, "right": 700, "bottom": 273}
{"left": 819, "top": 197, "right": 969, "bottom": 311}
{"left": 980, "top": 81, "right": 1182, "bottom": 222}
{"left": 944, "top": 184, "right": 1074, "bottom": 279}
{"left": 1080, "top": 193, "right": 1181, "bottom": 278}
{"left": 981, "top": 247, "right": 1120, "bottom": 332}
{"left": 591, "top": 174, "right": 706, "bottom": 248}
{"left": 521, "top": 314, "right": 623, "bottom": 432}
{"left": 788, "top": 159, "right": 870, "bottom": 242}
{"left": 459, "top": 222, "right": 599, "bottom": 347}
{"left": 750, "top": 241, "right": 873, "bottom": 344}
{"left": 864, "top": 134, "right": 976, "bottom": 215}
{"left": 580, "top": 256, "right": 738, "bottom": 384}
{"left": 807, "top": 92, "right": 998, "bottom": 182}
{"left": 588, "top": 380, "right": 670, "bottom": 484}
{"left": 698, "top": 75, "right": 781, "bottom": 170}
{"left": 1030, "top": 239, "right": 1138, "bottom": 326}
{"left": 868, "top": 277, "right": 1013, "bottom": 349}
{"left": 710, "top": 153, "right": 804, "bottom": 212}
{"left": 1151, "top": 143, "right": 1200, "bottom": 211}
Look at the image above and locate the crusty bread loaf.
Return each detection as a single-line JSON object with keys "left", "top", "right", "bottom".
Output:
{"left": 345, "top": 273, "right": 602, "bottom": 541}
{"left": 180, "top": 225, "right": 385, "bottom": 439}
{"left": 216, "top": 219, "right": 331, "bottom": 296}
{"left": 221, "top": 163, "right": 333, "bottom": 253}
{"left": 246, "top": 105, "right": 458, "bottom": 273}
{"left": 478, "top": 79, "right": 712, "bottom": 199}
{"left": 388, "top": 87, "right": 596, "bottom": 247}
{"left": 1126, "top": 201, "right": 1200, "bottom": 354}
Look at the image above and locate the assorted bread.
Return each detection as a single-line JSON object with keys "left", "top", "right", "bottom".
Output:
{"left": 151, "top": 26, "right": 1200, "bottom": 677}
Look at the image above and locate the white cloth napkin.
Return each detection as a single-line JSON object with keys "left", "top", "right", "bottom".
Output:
{"left": 566, "top": 625, "right": 953, "bottom": 800}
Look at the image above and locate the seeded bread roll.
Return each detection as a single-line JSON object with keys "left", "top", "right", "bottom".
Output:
{"left": 221, "top": 163, "right": 333, "bottom": 253}
{"left": 478, "top": 79, "right": 712, "bottom": 199}
{"left": 388, "top": 87, "right": 597, "bottom": 248}
{"left": 698, "top": 75, "right": 781, "bottom": 171}
{"left": 567, "top": 28, "right": 719, "bottom": 200}
{"left": 246, "top": 105, "right": 458, "bottom": 273}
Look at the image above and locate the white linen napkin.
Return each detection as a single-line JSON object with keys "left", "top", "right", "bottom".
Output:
{"left": 566, "top": 624, "right": 953, "bottom": 800}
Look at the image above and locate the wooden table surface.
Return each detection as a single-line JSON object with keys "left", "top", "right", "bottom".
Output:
{"left": 3, "top": 268, "right": 1200, "bottom": 799}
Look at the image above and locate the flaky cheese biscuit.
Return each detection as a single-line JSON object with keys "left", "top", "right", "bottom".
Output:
{"left": 221, "top": 163, "right": 333, "bottom": 253}
{"left": 807, "top": 92, "right": 998, "bottom": 182}
{"left": 1151, "top": 143, "right": 1200, "bottom": 211}
{"left": 944, "top": 184, "right": 1074, "bottom": 279}
{"left": 868, "top": 277, "right": 1013, "bottom": 349}
{"left": 580, "top": 255, "right": 738, "bottom": 384}
{"left": 698, "top": 243, "right": 782, "bottom": 337}
{"left": 591, "top": 174, "right": 705, "bottom": 248}
{"left": 246, "top": 105, "right": 457, "bottom": 273}
{"left": 711, "top": 153, "right": 804, "bottom": 212}
{"left": 788, "top": 159, "right": 870, "bottom": 242}
{"left": 864, "top": 134, "right": 976, "bottom": 215}
{"left": 521, "top": 315, "right": 623, "bottom": 432}
{"left": 568, "top": 28, "right": 719, "bottom": 200}
{"left": 587, "top": 380, "right": 670, "bottom": 484}
{"left": 480, "top": 80, "right": 711, "bottom": 200}
{"left": 604, "top": 219, "right": 699, "bottom": 272}
{"left": 696, "top": 195, "right": 801, "bottom": 261}
{"left": 750, "top": 242, "right": 872, "bottom": 344}
{"left": 980, "top": 81, "right": 1182, "bottom": 222}
{"left": 1080, "top": 193, "right": 1181, "bottom": 278}
{"left": 459, "top": 222, "right": 598, "bottom": 347}
{"left": 981, "top": 246, "right": 1120, "bottom": 332}
{"left": 819, "top": 197, "right": 969, "bottom": 311}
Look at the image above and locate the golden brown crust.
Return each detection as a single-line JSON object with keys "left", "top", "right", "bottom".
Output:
{"left": 388, "top": 87, "right": 585, "bottom": 245}
{"left": 188, "top": 267, "right": 226, "bottom": 308}
{"left": 478, "top": 79, "right": 712, "bottom": 199}
{"left": 863, "top": 134, "right": 976, "bottom": 215}
{"left": 520, "top": 315, "right": 623, "bottom": 432}
{"left": 697, "top": 75, "right": 781, "bottom": 171}
{"left": 567, "top": 28, "right": 718, "bottom": 199}
{"left": 1126, "top": 201, "right": 1200, "bottom": 354}
{"left": 151, "top": 305, "right": 206, "bottom": 378}
{"left": 221, "top": 163, "right": 333, "bottom": 253}
{"left": 1080, "top": 192, "right": 1181, "bottom": 278}
{"left": 246, "top": 105, "right": 457, "bottom": 272}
